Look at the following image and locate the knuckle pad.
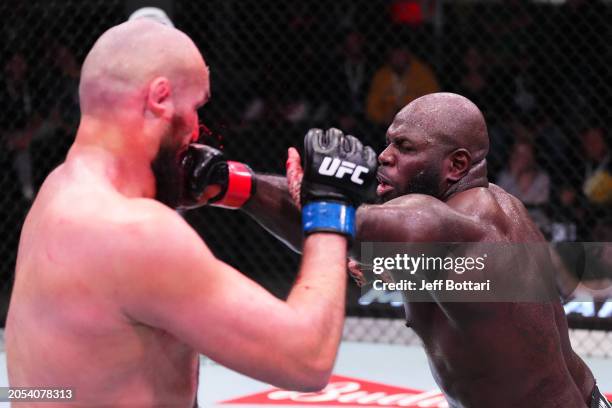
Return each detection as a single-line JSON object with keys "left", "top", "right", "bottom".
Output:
{"left": 365, "top": 146, "right": 377, "bottom": 166}
{"left": 345, "top": 135, "right": 359, "bottom": 154}
{"left": 321, "top": 129, "right": 338, "bottom": 151}
{"left": 304, "top": 132, "right": 312, "bottom": 147}
{"left": 305, "top": 128, "right": 321, "bottom": 146}
{"left": 320, "top": 131, "right": 329, "bottom": 149}
{"left": 324, "top": 128, "right": 340, "bottom": 151}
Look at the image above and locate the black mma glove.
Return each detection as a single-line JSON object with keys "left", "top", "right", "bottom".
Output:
{"left": 301, "top": 128, "right": 377, "bottom": 238}
{"left": 178, "top": 143, "right": 255, "bottom": 209}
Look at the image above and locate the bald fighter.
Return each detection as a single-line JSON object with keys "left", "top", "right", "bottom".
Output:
{"left": 189, "top": 93, "right": 608, "bottom": 407}
{"left": 6, "top": 20, "right": 377, "bottom": 406}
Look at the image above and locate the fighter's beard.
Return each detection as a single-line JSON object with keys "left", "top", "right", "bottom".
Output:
{"left": 151, "top": 138, "right": 185, "bottom": 208}
{"left": 404, "top": 167, "right": 442, "bottom": 199}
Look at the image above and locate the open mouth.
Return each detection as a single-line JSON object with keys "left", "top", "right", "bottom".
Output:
{"left": 376, "top": 172, "right": 394, "bottom": 197}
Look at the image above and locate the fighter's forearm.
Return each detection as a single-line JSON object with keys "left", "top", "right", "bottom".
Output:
{"left": 242, "top": 174, "right": 303, "bottom": 253}
{"left": 242, "top": 174, "right": 369, "bottom": 257}
{"left": 281, "top": 233, "right": 348, "bottom": 389}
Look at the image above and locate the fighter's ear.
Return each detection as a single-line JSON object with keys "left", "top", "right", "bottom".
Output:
{"left": 446, "top": 148, "right": 472, "bottom": 182}
{"left": 146, "top": 77, "right": 173, "bottom": 117}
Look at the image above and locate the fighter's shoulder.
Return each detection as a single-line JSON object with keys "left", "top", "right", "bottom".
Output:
{"left": 395, "top": 191, "right": 500, "bottom": 227}
{"left": 112, "top": 198, "right": 200, "bottom": 249}
{"left": 379, "top": 192, "right": 489, "bottom": 218}
{"left": 357, "top": 194, "right": 458, "bottom": 242}
{"left": 448, "top": 186, "right": 497, "bottom": 213}
{"left": 68, "top": 196, "right": 203, "bottom": 263}
{"left": 379, "top": 194, "right": 440, "bottom": 208}
{"left": 448, "top": 185, "right": 511, "bottom": 231}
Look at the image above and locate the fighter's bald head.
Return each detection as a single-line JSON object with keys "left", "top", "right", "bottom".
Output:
{"left": 390, "top": 92, "right": 489, "bottom": 163}
{"left": 79, "top": 19, "right": 209, "bottom": 115}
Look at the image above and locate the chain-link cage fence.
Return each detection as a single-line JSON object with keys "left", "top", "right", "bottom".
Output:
{"left": 1, "top": 0, "right": 611, "bottom": 354}
{"left": 342, "top": 317, "right": 612, "bottom": 359}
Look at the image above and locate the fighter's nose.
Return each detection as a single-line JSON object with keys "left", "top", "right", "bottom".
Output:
{"left": 378, "top": 146, "right": 394, "bottom": 166}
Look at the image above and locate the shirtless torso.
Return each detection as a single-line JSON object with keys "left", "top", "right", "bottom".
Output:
{"left": 7, "top": 18, "right": 361, "bottom": 408}
{"left": 373, "top": 185, "right": 595, "bottom": 407}
{"left": 244, "top": 92, "right": 599, "bottom": 407}
{"left": 8, "top": 159, "right": 199, "bottom": 406}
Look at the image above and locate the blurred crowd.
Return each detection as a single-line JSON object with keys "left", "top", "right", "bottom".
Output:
{"left": 1, "top": 43, "right": 79, "bottom": 201}
{"left": 0, "top": 0, "right": 610, "bottom": 325}
{"left": 2, "top": 0, "right": 610, "bottom": 246}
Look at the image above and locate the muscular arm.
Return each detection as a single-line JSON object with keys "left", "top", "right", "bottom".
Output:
{"left": 242, "top": 174, "right": 303, "bottom": 253}
{"left": 118, "top": 205, "right": 347, "bottom": 392}
{"left": 244, "top": 178, "right": 488, "bottom": 251}
{"left": 356, "top": 194, "right": 489, "bottom": 243}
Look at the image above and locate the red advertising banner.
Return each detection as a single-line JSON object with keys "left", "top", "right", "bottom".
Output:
{"left": 222, "top": 374, "right": 612, "bottom": 407}
{"left": 222, "top": 375, "right": 448, "bottom": 407}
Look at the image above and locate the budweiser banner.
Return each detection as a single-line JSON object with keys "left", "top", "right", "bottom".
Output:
{"left": 222, "top": 374, "right": 612, "bottom": 407}
{"left": 222, "top": 375, "right": 448, "bottom": 407}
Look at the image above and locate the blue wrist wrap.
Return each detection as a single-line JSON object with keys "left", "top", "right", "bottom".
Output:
{"left": 302, "top": 202, "right": 356, "bottom": 238}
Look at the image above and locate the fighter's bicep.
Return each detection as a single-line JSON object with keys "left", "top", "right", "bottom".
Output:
{"left": 116, "top": 214, "right": 295, "bottom": 361}
{"left": 356, "top": 197, "right": 488, "bottom": 242}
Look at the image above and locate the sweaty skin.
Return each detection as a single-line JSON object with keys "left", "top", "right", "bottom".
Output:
{"left": 243, "top": 93, "right": 595, "bottom": 407}
{"left": 7, "top": 20, "right": 349, "bottom": 407}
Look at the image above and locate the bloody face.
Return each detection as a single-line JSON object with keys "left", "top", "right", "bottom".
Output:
{"left": 151, "top": 95, "right": 203, "bottom": 208}
{"left": 151, "top": 116, "right": 194, "bottom": 207}
{"left": 151, "top": 74, "right": 209, "bottom": 207}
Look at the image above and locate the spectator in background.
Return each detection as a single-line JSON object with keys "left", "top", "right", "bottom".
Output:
{"left": 0, "top": 52, "right": 42, "bottom": 201}
{"left": 27, "top": 42, "right": 82, "bottom": 186}
{"left": 453, "top": 46, "right": 492, "bottom": 117}
{"left": 487, "top": 46, "right": 540, "bottom": 122}
{"left": 366, "top": 45, "right": 439, "bottom": 126}
{"left": 531, "top": 109, "right": 567, "bottom": 171}
{"left": 509, "top": 48, "right": 538, "bottom": 115}
{"left": 497, "top": 140, "right": 550, "bottom": 229}
{"left": 281, "top": 42, "right": 328, "bottom": 125}
{"left": 581, "top": 126, "right": 612, "bottom": 206}
{"left": 330, "top": 30, "right": 372, "bottom": 135}
{"left": 49, "top": 43, "right": 81, "bottom": 135}
{"left": 278, "top": 3, "right": 327, "bottom": 126}
{"left": 242, "top": 5, "right": 327, "bottom": 128}
{"left": 487, "top": 116, "right": 531, "bottom": 180}
{"left": 549, "top": 184, "right": 582, "bottom": 242}
{"left": 545, "top": 0, "right": 609, "bottom": 126}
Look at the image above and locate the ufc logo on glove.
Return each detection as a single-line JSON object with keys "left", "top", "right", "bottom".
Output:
{"left": 318, "top": 157, "right": 370, "bottom": 185}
